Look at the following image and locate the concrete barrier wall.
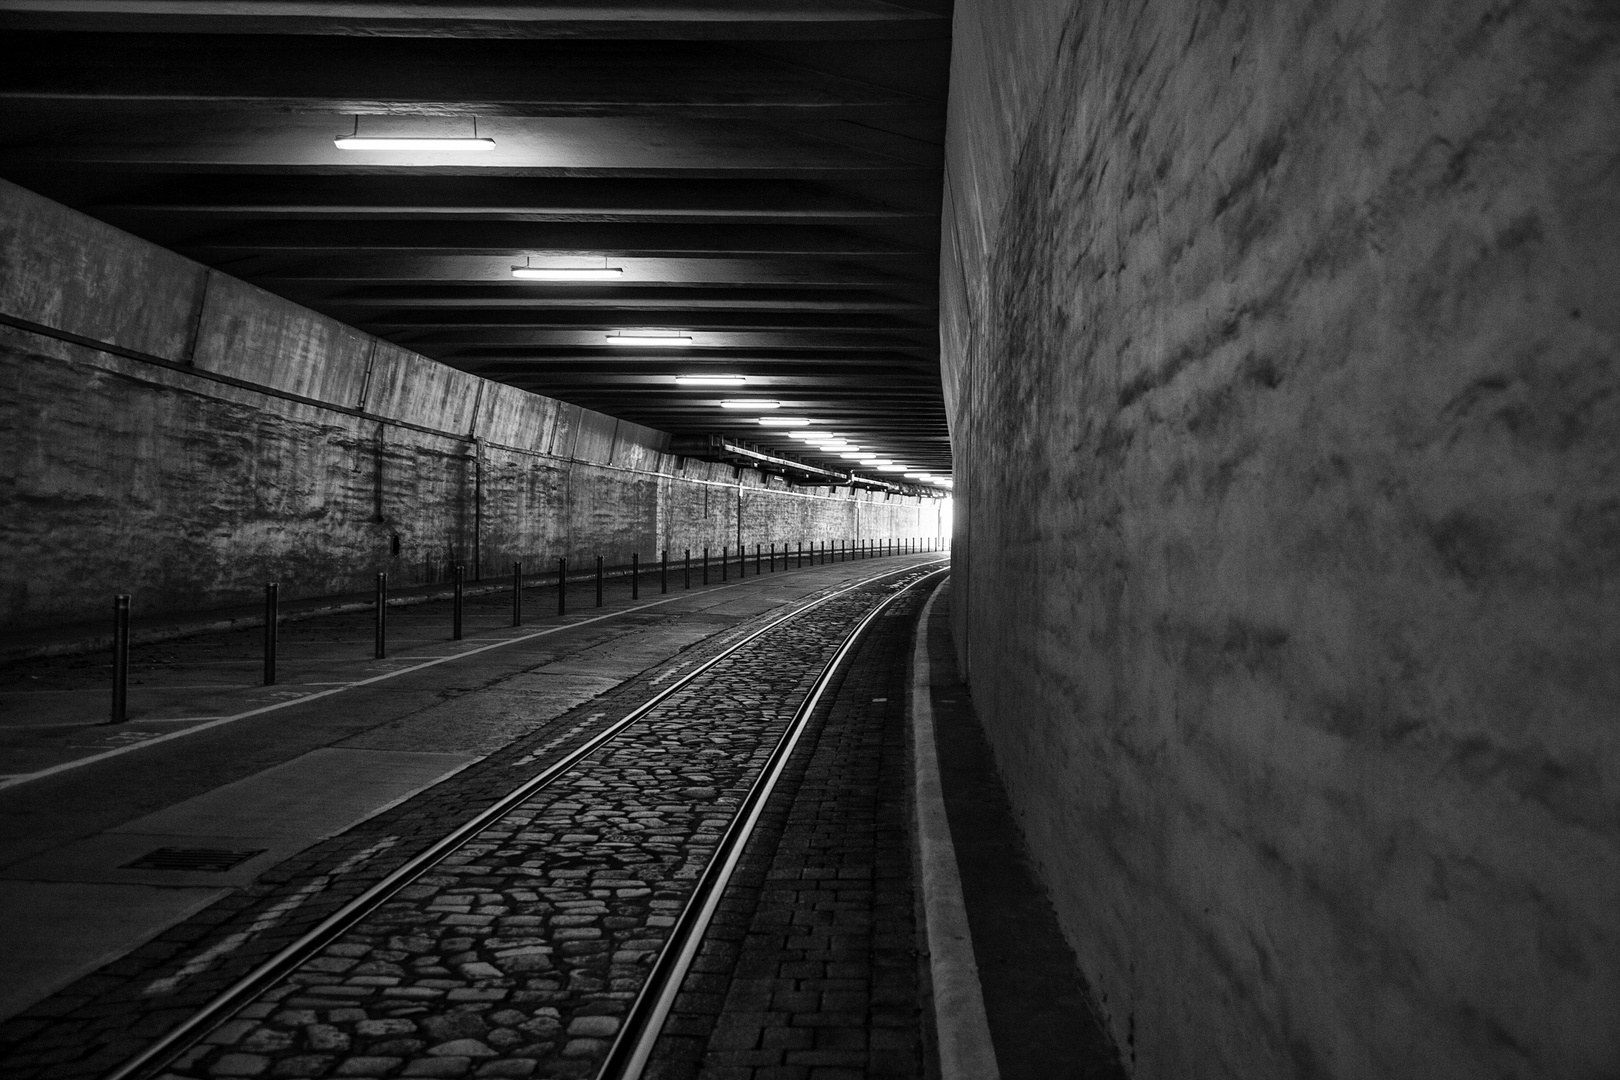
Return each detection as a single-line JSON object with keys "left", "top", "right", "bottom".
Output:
{"left": 941, "top": 2, "right": 1618, "bottom": 1078}
{"left": 0, "top": 180, "right": 941, "bottom": 630}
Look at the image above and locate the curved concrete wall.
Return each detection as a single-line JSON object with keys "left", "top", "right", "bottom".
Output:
{"left": 942, "top": 2, "right": 1617, "bottom": 1078}
{"left": 0, "top": 180, "right": 943, "bottom": 630}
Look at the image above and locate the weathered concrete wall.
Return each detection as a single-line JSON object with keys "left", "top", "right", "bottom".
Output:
{"left": 942, "top": 2, "right": 1618, "bottom": 1079}
{"left": 0, "top": 180, "right": 942, "bottom": 630}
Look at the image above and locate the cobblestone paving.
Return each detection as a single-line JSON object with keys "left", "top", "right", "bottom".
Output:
{"left": 0, "top": 567, "right": 939, "bottom": 1080}
{"left": 642, "top": 585, "right": 931, "bottom": 1080}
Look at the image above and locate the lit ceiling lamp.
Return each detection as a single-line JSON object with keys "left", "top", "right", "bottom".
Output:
{"left": 837, "top": 451, "right": 868, "bottom": 460}
{"left": 611, "top": 331, "right": 692, "bottom": 347}
{"left": 877, "top": 464, "right": 908, "bottom": 472}
{"left": 511, "top": 257, "right": 623, "bottom": 281}
{"left": 904, "top": 472, "right": 932, "bottom": 480}
{"left": 720, "top": 400, "right": 780, "bottom": 410}
{"left": 757, "top": 417, "right": 811, "bottom": 427}
{"left": 674, "top": 374, "right": 745, "bottom": 386}
{"left": 335, "top": 115, "right": 495, "bottom": 151}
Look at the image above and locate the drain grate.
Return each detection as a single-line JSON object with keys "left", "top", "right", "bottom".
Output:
{"left": 122, "top": 847, "right": 266, "bottom": 872}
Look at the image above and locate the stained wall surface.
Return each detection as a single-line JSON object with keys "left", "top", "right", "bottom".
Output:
{"left": 0, "top": 181, "right": 942, "bottom": 631}
{"left": 941, "top": 2, "right": 1618, "bottom": 1078}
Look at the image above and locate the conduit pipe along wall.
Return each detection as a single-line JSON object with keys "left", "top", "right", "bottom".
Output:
{"left": 940, "top": 2, "right": 1618, "bottom": 1079}
{"left": 0, "top": 180, "right": 942, "bottom": 632}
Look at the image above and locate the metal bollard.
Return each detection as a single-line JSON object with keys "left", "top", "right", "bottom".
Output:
{"left": 661, "top": 549, "right": 668, "bottom": 594}
{"left": 756, "top": 543, "right": 761, "bottom": 575}
{"left": 595, "top": 555, "right": 604, "bottom": 607}
{"left": 684, "top": 549, "right": 691, "bottom": 589}
{"left": 702, "top": 546, "right": 709, "bottom": 585}
{"left": 770, "top": 542, "right": 776, "bottom": 572}
{"left": 110, "top": 594, "right": 130, "bottom": 724}
{"left": 263, "top": 582, "right": 278, "bottom": 686}
{"left": 558, "top": 557, "right": 567, "bottom": 616}
{"left": 798, "top": 540, "right": 803, "bottom": 568}
{"left": 721, "top": 545, "right": 728, "bottom": 581}
{"left": 513, "top": 561, "right": 523, "bottom": 627}
{"left": 453, "top": 563, "right": 464, "bottom": 640}
{"left": 374, "top": 571, "right": 387, "bottom": 659}
{"left": 632, "top": 553, "right": 640, "bottom": 600}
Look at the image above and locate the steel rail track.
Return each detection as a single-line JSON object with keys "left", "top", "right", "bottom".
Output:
{"left": 599, "top": 563, "right": 949, "bottom": 1080}
{"left": 104, "top": 558, "right": 949, "bottom": 1080}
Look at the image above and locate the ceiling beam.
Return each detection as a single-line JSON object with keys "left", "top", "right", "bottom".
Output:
{"left": 0, "top": 2, "right": 950, "bottom": 41}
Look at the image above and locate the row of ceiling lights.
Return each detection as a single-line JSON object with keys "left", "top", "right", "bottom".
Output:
{"left": 328, "top": 124, "right": 948, "bottom": 490}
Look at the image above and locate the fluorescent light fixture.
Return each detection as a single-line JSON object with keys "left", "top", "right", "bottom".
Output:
{"left": 787, "top": 431, "right": 821, "bottom": 440}
{"left": 904, "top": 472, "right": 932, "bottom": 480}
{"left": 335, "top": 136, "right": 495, "bottom": 151}
{"left": 512, "top": 266, "right": 623, "bottom": 280}
{"left": 610, "top": 331, "right": 691, "bottom": 347}
{"left": 721, "top": 399, "right": 780, "bottom": 410}
{"left": 757, "top": 416, "right": 810, "bottom": 427}
{"left": 837, "top": 451, "right": 869, "bottom": 460}
{"left": 674, "top": 374, "right": 745, "bottom": 386}
{"left": 877, "top": 464, "right": 907, "bottom": 472}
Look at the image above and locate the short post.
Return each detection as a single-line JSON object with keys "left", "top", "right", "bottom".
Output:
{"left": 798, "top": 540, "right": 803, "bottom": 568}
{"left": 558, "top": 557, "right": 567, "bottom": 616}
{"left": 263, "top": 582, "right": 278, "bottom": 686}
{"left": 721, "top": 545, "right": 729, "bottom": 581}
{"left": 684, "top": 548, "right": 691, "bottom": 589}
{"left": 632, "top": 553, "right": 640, "bottom": 600}
{"left": 110, "top": 594, "right": 130, "bottom": 724}
{"left": 595, "top": 555, "right": 604, "bottom": 607}
{"left": 770, "top": 542, "right": 776, "bottom": 572}
{"left": 702, "top": 546, "right": 709, "bottom": 585}
{"left": 661, "top": 549, "right": 669, "bottom": 594}
{"left": 755, "top": 543, "right": 761, "bottom": 575}
{"left": 374, "top": 572, "right": 387, "bottom": 659}
{"left": 453, "top": 563, "right": 464, "bottom": 640}
{"left": 513, "top": 560, "right": 523, "bottom": 627}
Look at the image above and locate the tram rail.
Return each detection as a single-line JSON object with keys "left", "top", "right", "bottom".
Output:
{"left": 103, "top": 558, "right": 950, "bottom": 1080}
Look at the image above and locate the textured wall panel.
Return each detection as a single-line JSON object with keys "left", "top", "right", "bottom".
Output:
{"left": 942, "top": 1, "right": 1619, "bottom": 1078}
{"left": 0, "top": 180, "right": 204, "bottom": 361}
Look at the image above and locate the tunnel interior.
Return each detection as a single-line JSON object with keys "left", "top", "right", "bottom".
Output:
{"left": 1, "top": 3, "right": 1616, "bottom": 1080}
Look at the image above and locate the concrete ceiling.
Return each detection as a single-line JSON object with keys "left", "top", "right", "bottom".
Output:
{"left": 0, "top": 0, "right": 953, "bottom": 478}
